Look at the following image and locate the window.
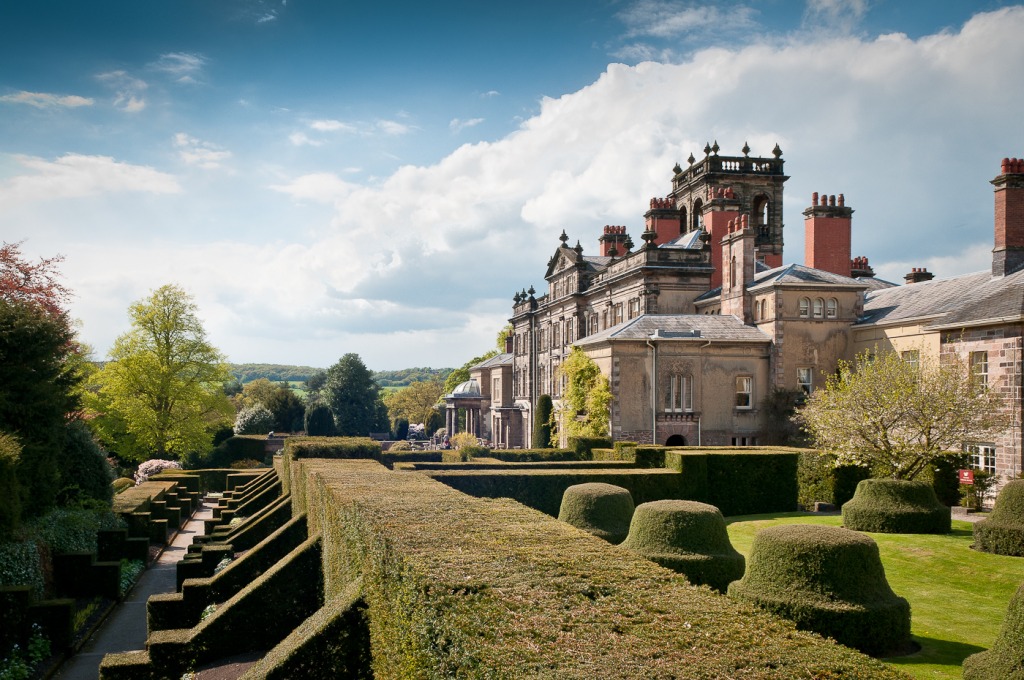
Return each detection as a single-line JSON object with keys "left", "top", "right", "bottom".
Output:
{"left": 799, "top": 297, "right": 810, "bottom": 318}
{"left": 493, "top": 377, "right": 500, "bottom": 404}
{"left": 589, "top": 314, "right": 598, "bottom": 336}
{"left": 967, "top": 443, "right": 996, "bottom": 473}
{"left": 628, "top": 298, "right": 640, "bottom": 320}
{"left": 901, "top": 350, "right": 919, "bottom": 373}
{"left": 797, "top": 368, "right": 813, "bottom": 395}
{"left": 602, "top": 310, "right": 608, "bottom": 330}
{"left": 813, "top": 298, "right": 824, "bottom": 318}
{"left": 970, "top": 351, "right": 989, "bottom": 389}
{"left": 665, "top": 375, "right": 692, "bottom": 413}
{"left": 826, "top": 298, "right": 838, "bottom": 319}
{"left": 732, "top": 436, "right": 757, "bottom": 446}
{"left": 553, "top": 323, "right": 561, "bottom": 349}
{"left": 566, "top": 319, "right": 573, "bottom": 344}
{"left": 613, "top": 303, "right": 624, "bottom": 325}
{"left": 735, "top": 376, "right": 752, "bottom": 409}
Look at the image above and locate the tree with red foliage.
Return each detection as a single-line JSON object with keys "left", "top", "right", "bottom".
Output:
{"left": 0, "top": 241, "right": 72, "bottom": 318}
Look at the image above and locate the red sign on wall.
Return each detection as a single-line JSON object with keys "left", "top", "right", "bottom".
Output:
{"left": 958, "top": 469, "right": 975, "bottom": 485}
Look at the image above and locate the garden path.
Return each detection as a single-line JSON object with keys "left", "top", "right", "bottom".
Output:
{"left": 55, "top": 500, "right": 215, "bottom": 680}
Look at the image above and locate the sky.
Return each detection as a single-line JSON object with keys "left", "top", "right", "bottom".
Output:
{"left": 2, "top": 0, "right": 1023, "bottom": 371}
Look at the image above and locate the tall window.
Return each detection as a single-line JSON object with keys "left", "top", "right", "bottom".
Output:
{"left": 665, "top": 375, "right": 692, "bottom": 412}
{"left": 566, "top": 319, "right": 573, "bottom": 344}
{"left": 799, "top": 297, "right": 810, "bottom": 318}
{"left": 493, "top": 377, "right": 500, "bottom": 404}
{"left": 967, "top": 443, "right": 996, "bottom": 473}
{"left": 826, "top": 298, "right": 838, "bottom": 318}
{"left": 813, "top": 298, "right": 824, "bottom": 318}
{"left": 901, "top": 350, "right": 919, "bottom": 373}
{"left": 628, "top": 298, "right": 640, "bottom": 320}
{"left": 970, "top": 351, "right": 989, "bottom": 389}
{"left": 553, "top": 323, "right": 561, "bottom": 349}
{"left": 797, "top": 368, "right": 813, "bottom": 395}
{"left": 735, "top": 376, "right": 752, "bottom": 409}
{"left": 614, "top": 303, "right": 624, "bottom": 325}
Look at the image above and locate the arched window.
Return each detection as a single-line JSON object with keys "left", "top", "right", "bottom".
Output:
{"left": 826, "top": 298, "right": 838, "bottom": 319}
{"left": 813, "top": 298, "right": 824, "bottom": 318}
{"left": 692, "top": 198, "right": 704, "bottom": 231}
{"left": 760, "top": 299, "right": 768, "bottom": 321}
{"left": 799, "top": 297, "right": 810, "bottom": 318}
{"left": 753, "top": 299, "right": 760, "bottom": 321}
{"left": 752, "top": 195, "right": 770, "bottom": 227}
{"left": 679, "top": 206, "right": 688, "bottom": 236}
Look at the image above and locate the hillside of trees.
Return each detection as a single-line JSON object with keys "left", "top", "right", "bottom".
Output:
{"left": 373, "top": 367, "right": 453, "bottom": 387}
{"left": 229, "top": 363, "right": 453, "bottom": 387}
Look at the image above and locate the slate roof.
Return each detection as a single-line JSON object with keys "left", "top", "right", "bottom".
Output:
{"left": 470, "top": 352, "right": 513, "bottom": 370}
{"left": 660, "top": 230, "right": 705, "bottom": 249}
{"left": 695, "top": 263, "right": 868, "bottom": 302}
{"left": 574, "top": 314, "right": 771, "bottom": 347}
{"left": 858, "top": 268, "right": 1024, "bottom": 328}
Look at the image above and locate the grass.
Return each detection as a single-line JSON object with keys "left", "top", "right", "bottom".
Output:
{"left": 726, "top": 512, "right": 1024, "bottom": 680}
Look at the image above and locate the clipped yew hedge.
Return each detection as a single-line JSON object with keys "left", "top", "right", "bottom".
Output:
{"left": 962, "top": 580, "right": 1024, "bottom": 679}
{"left": 728, "top": 524, "right": 911, "bottom": 657}
{"left": 284, "top": 437, "right": 381, "bottom": 460}
{"left": 557, "top": 483, "right": 634, "bottom": 543}
{"left": 484, "top": 448, "right": 579, "bottom": 462}
{"left": 666, "top": 448, "right": 800, "bottom": 516}
{"left": 284, "top": 457, "right": 904, "bottom": 678}
{"left": 842, "top": 478, "right": 951, "bottom": 534}
{"left": 973, "top": 479, "right": 1024, "bottom": 556}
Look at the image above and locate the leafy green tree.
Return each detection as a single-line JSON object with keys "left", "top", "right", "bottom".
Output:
{"left": 304, "top": 403, "right": 336, "bottom": 436}
{"left": 384, "top": 380, "right": 445, "bottom": 426}
{"left": 442, "top": 351, "right": 498, "bottom": 397}
{"left": 534, "top": 394, "right": 553, "bottom": 448}
{"left": 556, "top": 347, "right": 612, "bottom": 440}
{"left": 236, "top": 378, "right": 281, "bottom": 410}
{"left": 800, "top": 348, "right": 1009, "bottom": 480}
{"left": 323, "top": 353, "right": 389, "bottom": 436}
{"left": 496, "top": 324, "right": 514, "bottom": 351}
{"left": 265, "top": 385, "right": 305, "bottom": 432}
{"left": 89, "top": 284, "right": 234, "bottom": 461}
{"left": 394, "top": 418, "right": 409, "bottom": 441}
{"left": 56, "top": 421, "right": 113, "bottom": 507}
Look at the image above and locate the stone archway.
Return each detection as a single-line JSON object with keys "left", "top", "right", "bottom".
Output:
{"left": 665, "top": 434, "right": 686, "bottom": 447}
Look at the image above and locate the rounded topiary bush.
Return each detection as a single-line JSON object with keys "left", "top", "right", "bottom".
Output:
{"left": 962, "top": 580, "right": 1024, "bottom": 679}
{"left": 842, "top": 478, "right": 951, "bottom": 534}
{"left": 620, "top": 500, "right": 744, "bottom": 593}
{"left": 558, "top": 483, "right": 634, "bottom": 544}
{"left": 973, "top": 480, "right": 1024, "bottom": 556}
{"left": 111, "top": 477, "right": 135, "bottom": 495}
{"left": 727, "top": 524, "right": 910, "bottom": 656}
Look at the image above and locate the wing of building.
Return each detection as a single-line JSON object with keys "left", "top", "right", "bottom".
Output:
{"left": 455, "top": 148, "right": 1024, "bottom": 482}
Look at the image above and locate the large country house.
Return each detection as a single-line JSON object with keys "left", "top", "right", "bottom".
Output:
{"left": 451, "top": 146, "right": 1024, "bottom": 483}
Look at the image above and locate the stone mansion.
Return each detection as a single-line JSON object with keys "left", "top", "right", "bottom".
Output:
{"left": 451, "top": 145, "right": 1024, "bottom": 482}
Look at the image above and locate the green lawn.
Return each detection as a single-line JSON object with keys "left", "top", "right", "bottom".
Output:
{"left": 726, "top": 513, "right": 1024, "bottom": 679}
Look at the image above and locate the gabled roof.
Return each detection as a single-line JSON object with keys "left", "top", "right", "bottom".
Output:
{"left": 574, "top": 314, "right": 771, "bottom": 347}
{"left": 470, "top": 352, "right": 513, "bottom": 369}
{"left": 858, "top": 268, "right": 1024, "bottom": 328}
{"left": 695, "top": 263, "right": 868, "bottom": 302}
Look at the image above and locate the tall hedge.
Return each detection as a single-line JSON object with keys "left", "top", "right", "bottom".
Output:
{"left": 533, "top": 394, "right": 552, "bottom": 449}
{"left": 56, "top": 421, "right": 113, "bottom": 506}
{"left": 972, "top": 480, "right": 1024, "bottom": 556}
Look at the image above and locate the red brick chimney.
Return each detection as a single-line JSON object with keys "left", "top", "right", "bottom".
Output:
{"left": 644, "top": 197, "right": 681, "bottom": 245}
{"left": 993, "top": 157, "right": 1024, "bottom": 277}
{"left": 702, "top": 185, "right": 741, "bottom": 290}
{"left": 599, "top": 225, "right": 631, "bottom": 257}
{"left": 721, "top": 215, "right": 755, "bottom": 322}
{"left": 804, "top": 192, "right": 853, "bottom": 276}
{"left": 903, "top": 267, "right": 934, "bottom": 285}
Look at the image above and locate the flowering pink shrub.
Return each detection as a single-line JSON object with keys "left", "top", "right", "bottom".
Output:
{"left": 134, "top": 459, "right": 182, "bottom": 485}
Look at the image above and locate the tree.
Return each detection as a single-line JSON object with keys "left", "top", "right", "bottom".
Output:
{"left": 89, "top": 284, "right": 233, "bottom": 461}
{"left": 237, "top": 378, "right": 281, "bottom": 410}
{"left": 556, "top": 347, "right": 612, "bottom": 440}
{"left": 323, "top": 353, "right": 389, "bottom": 436}
{"left": 234, "top": 405, "right": 275, "bottom": 435}
{"left": 442, "top": 350, "right": 498, "bottom": 397}
{"left": 304, "top": 403, "right": 336, "bottom": 436}
{"left": 384, "top": 380, "right": 445, "bottom": 427}
{"left": 496, "top": 324, "right": 513, "bottom": 351}
{"left": 0, "top": 241, "right": 72, "bottom": 317}
{"left": 534, "top": 394, "right": 553, "bottom": 448}
{"left": 800, "top": 348, "right": 1009, "bottom": 480}
{"left": 264, "top": 385, "right": 305, "bottom": 433}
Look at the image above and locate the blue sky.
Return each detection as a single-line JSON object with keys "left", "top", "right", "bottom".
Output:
{"left": 2, "top": 0, "right": 1022, "bottom": 370}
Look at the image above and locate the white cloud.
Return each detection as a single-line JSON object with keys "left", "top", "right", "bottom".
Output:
{"left": 257, "top": 11, "right": 277, "bottom": 23}
{"left": 269, "top": 172, "right": 357, "bottom": 203}
{"left": 803, "top": 0, "right": 869, "bottom": 34}
{"left": 450, "top": 117, "right": 484, "bottom": 133}
{"left": 288, "top": 131, "right": 323, "bottom": 147}
{"left": 173, "top": 133, "right": 233, "bottom": 169}
{"left": 482, "top": 90, "right": 501, "bottom": 98}
{"left": 151, "top": 52, "right": 207, "bottom": 83}
{"left": 618, "top": 0, "right": 759, "bottom": 39}
{"left": 0, "top": 91, "right": 93, "bottom": 108}
{"left": 310, "top": 119, "right": 357, "bottom": 133}
{"left": 0, "top": 153, "right": 180, "bottom": 204}
{"left": 376, "top": 120, "right": 413, "bottom": 136}
{"left": 95, "top": 71, "right": 148, "bottom": 112}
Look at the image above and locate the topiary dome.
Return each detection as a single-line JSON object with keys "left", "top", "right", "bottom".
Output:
{"left": 728, "top": 524, "right": 911, "bottom": 656}
{"left": 620, "top": 499, "right": 744, "bottom": 593}
{"left": 962, "top": 580, "right": 1024, "bottom": 679}
{"left": 973, "top": 479, "right": 1024, "bottom": 556}
{"left": 557, "top": 483, "right": 634, "bottom": 544}
{"left": 842, "top": 478, "right": 951, "bottom": 534}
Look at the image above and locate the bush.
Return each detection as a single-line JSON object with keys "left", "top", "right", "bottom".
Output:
{"left": 0, "top": 433, "right": 22, "bottom": 537}
{"left": 0, "top": 540, "right": 43, "bottom": 596}
{"left": 393, "top": 418, "right": 409, "bottom": 441}
{"left": 972, "top": 479, "right": 1024, "bottom": 556}
{"left": 284, "top": 437, "right": 381, "bottom": 460}
{"left": 728, "top": 524, "right": 911, "bottom": 656}
{"left": 56, "top": 421, "right": 113, "bottom": 507}
{"left": 204, "top": 435, "right": 267, "bottom": 468}
{"left": 485, "top": 448, "right": 580, "bottom": 462}
{"left": 111, "top": 478, "right": 134, "bottom": 495}
{"left": 304, "top": 404, "right": 336, "bottom": 437}
{"left": 534, "top": 394, "right": 552, "bottom": 448}
{"left": 667, "top": 449, "right": 800, "bottom": 516}
{"left": 842, "top": 478, "right": 951, "bottom": 534}
{"left": 797, "top": 450, "right": 869, "bottom": 509}
{"left": 557, "top": 483, "right": 634, "bottom": 543}
{"left": 567, "top": 436, "right": 612, "bottom": 459}
{"left": 621, "top": 500, "right": 744, "bottom": 593}
{"left": 388, "top": 441, "right": 413, "bottom": 452}
{"left": 926, "top": 452, "right": 969, "bottom": 507}
{"left": 134, "top": 459, "right": 182, "bottom": 485}
{"left": 234, "top": 405, "right": 275, "bottom": 435}
{"left": 962, "top": 580, "right": 1024, "bottom": 679}
{"left": 450, "top": 432, "right": 479, "bottom": 450}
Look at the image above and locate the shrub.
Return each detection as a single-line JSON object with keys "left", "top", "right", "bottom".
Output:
{"left": 0, "top": 540, "right": 43, "bottom": 597}
{"left": 557, "top": 483, "right": 634, "bottom": 543}
{"left": 284, "top": 437, "right": 381, "bottom": 460}
{"left": 234, "top": 405, "right": 275, "bottom": 435}
{"left": 0, "top": 433, "right": 22, "bottom": 537}
{"left": 728, "top": 524, "right": 911, "bottom": 656}
{"left": 388, "top": 441, "right": 413, "bottom": 452}
{"left": 667, "top": 449, "right": 800, "bottom": 517}
{"left": 962, "top": 581, "right": 1024, "bottom": 679}
{"left": 304, "top": 404, "right": 336, "bottom": 437}
{"left": 926, "top": 451, "right": 969, "bottom": 506}
{"left": 842, "top": 478, "right": 951, "bottom": 534}
{"left": 111, "top": 478, "right": 134, "bottom": 495}
{"left": 450, "top": 432, "right": 478, "bottom": 450}
{"left": 393, "top": 418, "right": 409, "bottom": 441}
{"left": 567, "top": 436, "right": 612, "bottom": 459}
{"left": 485, "top": 448, "right": 579, "bottom": 462}
{"left": 797, "top": 450, "right": 869, "bottom": 509}
{"left": 620, "top": 500, "right": 744, "bottom": 593}
{"left": 56, "top": 421, "right": 113, "bottom": 507}
{"left": 134, "top": 459, "right": 182, "bottom": 485}
{"left": 230, "top": 459, "right": 264, "bottom": 469}
{"left": 205, "top": 435, "right": 267, "bottom": 468}
{"left": 972, "top": 479, "right": 1024, "bottom": 556}
{"left": 533, "top": 394, "right": 552, "bottom": 448}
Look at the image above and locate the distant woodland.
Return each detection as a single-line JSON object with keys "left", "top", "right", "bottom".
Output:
{"left": 229, "top": 363, "right": 453, "bottom": 387}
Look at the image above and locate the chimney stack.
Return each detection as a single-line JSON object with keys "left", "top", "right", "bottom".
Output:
{"left": 644, "top": 197, "right": 682, "bottom": 246}
{"left": 599, "top": 225, "right": 631, "bottom": 258}
{"left": 804, "top": 192, "right": 854, "bottom": 276}
{"left": 702, "top": 185, "right": 741, "bottom": 290}
{"left": 993, "top": 157, "right": 1024, "bottom": 277}
{"left": 903, "top": 267, "right": 935, "bottom": 285}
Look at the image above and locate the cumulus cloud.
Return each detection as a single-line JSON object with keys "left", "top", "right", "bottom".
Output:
{"left": 95, "top": 70, "right": 148, "bottom": 112}
{"left": 269, "top": 172, "right": 357, "bottom": 203}
{"left": 0, "top": 91, "right": 93, "bottom": 108}
{"left": 310, "top": 119, "right": 357, "bottom": 133}
{"left": 173, "top": 133, "right": 232, "bottom": 169}
{"left": 0, "top": 153, "right": 180, "bottom": 204}
{"left": 151, "top": 52, "right": 207, "bottom": 84}
{"left": 449, "top": 117, "right": 484, "bottom": 133}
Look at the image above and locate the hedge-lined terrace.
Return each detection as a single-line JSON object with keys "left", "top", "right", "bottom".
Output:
{"left": 281, "top": 456, "right": 903, "bottom": 678}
